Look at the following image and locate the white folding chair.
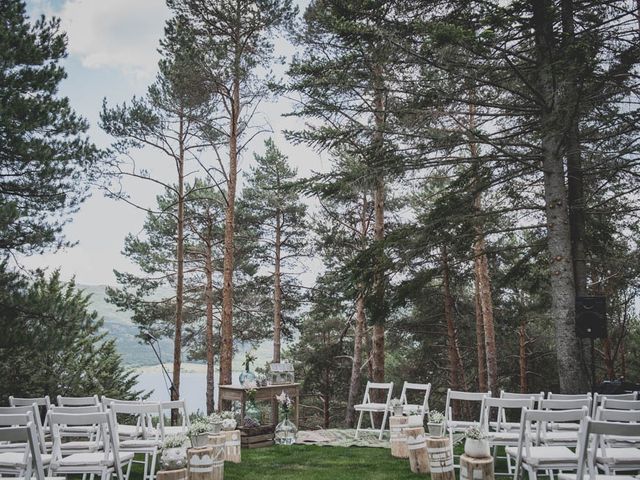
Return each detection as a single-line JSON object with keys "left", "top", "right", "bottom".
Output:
{"left": 540, "top": 398, "right": 593, "bottom": 446}
{"left": 445, "top": 389, "right": 490, "bottom": 434}
{"left": 49, "top": 411, "right": 133, "bottom": 480}
{"left": 592, "top": 392, "right": 638, "bottom": 416}
{"left": 108, "top": 402, "right": 164, "bottom": 480}
{"left": 160, "top": 400, "right": 190, "bottom": 436}
{"left": 480, "top": 396, "right": 536, "bottom": 474}
{"left": 509, "top": 407, "right": 588, "bottom": 480}
{"left": 10, "top": 397, "right": 52, "bottom": 438}
{"left": 101, "top": 397, "right": 146, "bottom": 440}
{"left": 499, "top": 391, "right": 545, "bottom": 430}
{"left": 601, "top": 398, "right": 640, "bottom": 411}
{"left": 0, "top": 406, "right": 49, "bottom": 454}
{"left": 354, "top": 381, "right": 394, "bottom": 440}
{"left": 48, "top": 405, "right": 104, "bottom": 453}
{"left": 594, "top": 407, "right": 640, "bottom": 454}
{"left": 558, "top": 418, "right": 640, "bottom": 480}
{"left": 0, "top": 416, "right": 62, "bottom": 480}
{"left": 399, "top": 382, "right": 431, "bottom": 419}
{"left": 0, "top": 412, "right": 53, "bottom": 477}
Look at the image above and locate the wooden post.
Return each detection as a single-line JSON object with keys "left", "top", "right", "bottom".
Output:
{"left": 223, "top": 430, "right": 241, "bottom": 463}
{"left": 405, "top": 426, "right": 430, "bottom": 474}
{"left": 188, "top": 443, "right": 224, "bottom": 480}
{"left": 157, "top": 469, "right": 188, "bottom": 480}
{"left": 389, "top": 416, "right": 409, "bottom": 459}
{"left": 425, "top": 436, "right": 455, "bottom": 480}
{"left": 460, "top": 454, "right": 495, "bottom": 480}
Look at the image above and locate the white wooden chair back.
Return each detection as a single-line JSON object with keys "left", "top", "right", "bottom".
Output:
{"left": 0, "top": 405, "right": 47, "bottom": 453}
{"left": 399, "top": 382, "right": 431, "bottom": 414}
{"left": 600, "top": 397, "right": 640, "bottom": 411}
{"left": 50, "top": 411, "right": 122, "bottom": 473}
{"left": 57, "top": 395, "right": 100, "bottom": 407}
{"left": 513, "top": 407, "right": 588, "bottom": 479}
{"left": 445, "top": 389, "right": 490, "bottom": 428}
{"left": 0, "top": 415, "right": 47, "bottom": 480}
{"left": 547, "top": 392, "right": 592, "bottom": 400}
{"left": 160, "top": 400, "right": 190, "bottom": 428}
{"left": 108, "top": 402, "right": 164, "bottom": 442}
{"left": 540, "top": 397, "right": 592, "bottom": 411}
{"left": 9, "top": 396, "right": 51, "bottom": 433}
{"left": 592, "top": 392, "right": 638, "bottom": 415}
{"left": 479, "top": 396, "right": 535, "bottom": 434}
{"left": 575, "top": 418, "right": 640, "bottom": 480}
{"left": 500, "top": 391, "right": 544, "bottom": 405}
{"left": 362, "top": 381, "right": 394, "bottom": 406}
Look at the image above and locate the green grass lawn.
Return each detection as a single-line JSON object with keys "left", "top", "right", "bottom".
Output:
{"left": 224, "top": 445, "right": 426, "bottom": 480}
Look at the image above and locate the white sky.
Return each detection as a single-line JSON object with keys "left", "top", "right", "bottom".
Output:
{"left": 22, "top": 0, "right": 325, "bottom": 286}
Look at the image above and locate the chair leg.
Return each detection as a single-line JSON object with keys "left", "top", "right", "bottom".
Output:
{"left": 379, "top": 410, "right": 389, "bottom": 441}
{"left": 149, "top": 450, "right": 158, "bottom": 480}
{"left": 355, "top": 411, "right": 364, "bottom": 439}
{"left": 369, "top": 411, "right": 375, "bottom": 431}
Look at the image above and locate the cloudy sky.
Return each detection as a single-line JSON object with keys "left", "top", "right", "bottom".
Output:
{"left": 22, "top": 0, "right": 322, "bottom": 286}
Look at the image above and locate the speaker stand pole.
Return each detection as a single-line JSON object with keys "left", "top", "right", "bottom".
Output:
{"left": 590, "top": 337, "right": 596, "bottom": 394}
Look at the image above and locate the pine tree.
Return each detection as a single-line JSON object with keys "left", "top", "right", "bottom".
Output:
{"left": 0, "top": 0, "right": 100, "bottom": 257}
{"left": 167, "top": 0, "right": 297, "bottom": 388}
{"left": 242, "top": 139, "right": 308, "bottom": 363}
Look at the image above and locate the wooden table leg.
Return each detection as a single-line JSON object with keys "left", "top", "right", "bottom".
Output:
{"left": 295, "top": 389, "right": 300, "bottom": 427}
{"left": 271, "top": 397, "right": 278, "bottom": 426}
{"left": 240, "top": 391, "right": 245, "bottom": 420}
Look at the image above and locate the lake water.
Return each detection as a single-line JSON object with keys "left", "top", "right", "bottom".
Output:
{"left": 136, "top": 370, "right": 239, "bottom": 415}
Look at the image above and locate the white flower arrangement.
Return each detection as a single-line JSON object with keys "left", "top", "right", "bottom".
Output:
{"left": 220, "top": 411, "right": 235, "bottom": 420}
{"left": 187, "top": 417, "right": 213, "bottom": 436}
{"left": 275, "top": 390, "right": 293, "bottom": 414}
{"left": 163, "top": 434, "right": 189, "bottom": 449}
{"left": 390, "top": 398, "right": 403, "bottom": 407}
{"left": 464, "top": 424, "right": 488, "bottom": 440}
{"left": 208, "top": 413, "right": 222, "bottom": 423}
{"left": 428, "top": 410, "right": 445, "bottom": 424}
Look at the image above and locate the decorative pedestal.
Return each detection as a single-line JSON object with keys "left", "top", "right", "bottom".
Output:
{"left": 389, "top": 416, "right": 409, "bottom": 459}
{"left": 405, "top": 426, "right": 430, "bottom": 474}
{"left": 188, "top": 443, "right": 224, "bottom": 480}
{"left": 460, "top": 454, "right": 495, "bottom": 480}
{"left": 425, "top": 436, "right": 455, "bottom": 480}
{"left": 157, "top": 469, "right": 188, "bottom": 480}
{"left": 223, "top": 430, "right": 241, "bottom": 463}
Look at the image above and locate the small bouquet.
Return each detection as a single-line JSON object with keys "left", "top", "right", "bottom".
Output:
{"left": 464, "top": 424, "right": 488, "bottom": 440}
{"left": 244, "top": 380, "right": 258, "bottom": 402}
{"left": 275, "top": 390, "right": 293, "bottom": 415}
{"left": 243, "top": 351, "right": 257, "bottom": 371}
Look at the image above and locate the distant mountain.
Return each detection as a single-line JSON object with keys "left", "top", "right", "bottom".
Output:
{"left": 78, "top": 284, "right": 175, "bottom": 367}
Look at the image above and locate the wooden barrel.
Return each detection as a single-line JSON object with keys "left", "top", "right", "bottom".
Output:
{"left": 425, "top": 436, "right": 455, "bottom": 480}
{"left": 223, "top": 430, "right": 241, "bottom": 463}
{"left": 405, "top": 426, "right": 429, "bottom": 474}
{"left": 460, "top": 454, "right": 495, "bottom": 480}
{"left": 188, "top": 442, "right": 224, "bottom": 480}
{"left": 389, "top": 416, "right": 409, "bottom": 459}
{"left": 157, "top": 469, "right": 188, "bottom": 480}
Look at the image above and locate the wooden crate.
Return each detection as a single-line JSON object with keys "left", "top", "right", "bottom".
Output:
{"left": 240, "top": 424, "right": 274, "bottom": 449}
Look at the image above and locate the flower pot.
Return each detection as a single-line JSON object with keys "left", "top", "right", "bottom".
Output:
{"left": 393, "top": 405, "right": 404, "bottom": 417}
{"left": 427, "top": 422, "right": 444, "bottom": 437}
{"left": 210, "top": 421, "right": 222, "bottom": 434}
{"left": 464, "top": 438, "right": 490, "bottom": 458}
{"left": 407, "top": 414, "right": 423, "bottom": 427}
{"left": 160, "top": 446, "right": 187, "bottom": 470}
{"left": 190, "top": 432, "right": 210, "bottom": 448}
{"left": 221, "top": 418, "right": 237, "bottom": 431}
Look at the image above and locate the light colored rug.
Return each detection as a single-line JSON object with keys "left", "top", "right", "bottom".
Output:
{"left": 296, "top": 428, "right": 390, "bottom": 448}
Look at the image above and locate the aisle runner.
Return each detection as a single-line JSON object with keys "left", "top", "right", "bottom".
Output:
{"left": 296, "top": 429, "right": 389, "bottom": 448}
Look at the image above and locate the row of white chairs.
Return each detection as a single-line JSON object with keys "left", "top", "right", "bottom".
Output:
{"left": 354, "top": 381, "right": 431, "bottom": 440}
{"left": 1, "top": 395, "right": 192, "bottom": 480}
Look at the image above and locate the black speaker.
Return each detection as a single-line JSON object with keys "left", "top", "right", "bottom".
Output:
{"left": 575, "top": 296, "right": 607, "bottom": 339}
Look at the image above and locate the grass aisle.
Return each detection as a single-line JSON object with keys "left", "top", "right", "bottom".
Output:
{"left": 224, "top": 445, "right": 426, "bottom": 479}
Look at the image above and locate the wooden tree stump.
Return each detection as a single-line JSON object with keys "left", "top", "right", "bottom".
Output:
{"left": 188, "top": 443, "right": 224, "bottom": 480}
{"left": 460, "top": 454, "right": 495, "bottom": 480}
{"left": 157, "top": 469, "right": 188, "bottom": 480}
{"left": 223, "top": 430, "right": 241, "bottom": 463}
{"left": 389, "top": 416, "right": 409, "bottom": 459}
{"left": 405, "top": 426, "right": 429, "bottom": 474}
{"left": 425, "top": 436, "right": 455, "bottom": 480}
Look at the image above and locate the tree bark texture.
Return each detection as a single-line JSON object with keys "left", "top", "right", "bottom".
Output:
{"left": 532, "top": 0, "right": 589, "bottom": 393}
{"left": 273, "top": 208, "right": 282, "bottom": 363}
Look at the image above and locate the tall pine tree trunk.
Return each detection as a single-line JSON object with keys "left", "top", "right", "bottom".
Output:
{"left": 273, "top": 209, "right": 282, "bottom": 363}
{"left": 370, "top": 63, "right": 387, "bottom": 406}
{"left": 205, "top": 232, "right": 215, "bottom": 414}
{"left": 346, "top": 194, "right": 369, "bottom": 426}
{"left": 442, "top": 246, "right": 462, "bottom": 397}
{"left": 533, "top": 0, "right": 588, "bottom": 393}
{"left": 172, "top": 114, "right": 185, "bottom": 425}
{"left": 474, "top": 273, "right": 488, "bottom": 392}
{"left": 220, "top": 74, "right": 240, "bottom": 388}
{"left": 519, "top": 317, "right": 528, "bottom": 393}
